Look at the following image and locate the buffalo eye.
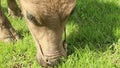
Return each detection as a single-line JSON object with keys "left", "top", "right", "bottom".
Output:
{"left": 26, "top": 11, "right": 40, "bottom": 26}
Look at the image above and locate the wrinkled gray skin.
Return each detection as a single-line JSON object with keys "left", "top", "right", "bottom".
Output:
{"left": 0, "top": 0, "right": 76, "bottom": 67}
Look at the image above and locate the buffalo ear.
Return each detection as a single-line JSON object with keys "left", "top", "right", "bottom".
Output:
{"left": 60, "top": 0, "right": 76, "bottom": 21}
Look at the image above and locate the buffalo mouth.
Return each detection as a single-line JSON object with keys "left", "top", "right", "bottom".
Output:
{"left": 37, "top": 53, "right": 66, "bottom": 68}
{"left": 35, "top": 38, "right": 67, "bottom": 68}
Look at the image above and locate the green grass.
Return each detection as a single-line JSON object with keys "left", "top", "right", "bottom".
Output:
{"left": 0, "top": 0, "right": 120, "bottom": 68}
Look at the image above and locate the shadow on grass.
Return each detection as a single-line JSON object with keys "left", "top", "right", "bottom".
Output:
{"left": 67, "top": 0, "right": 120, "bottom": 55}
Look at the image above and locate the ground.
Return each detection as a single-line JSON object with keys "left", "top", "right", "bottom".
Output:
{"left": 0, "top": 0, "right": 120, "bottom": 68}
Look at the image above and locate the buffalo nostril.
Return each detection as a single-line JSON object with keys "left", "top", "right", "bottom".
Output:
{"left": 37, "top": 58, "right": 54, "bottom": 68}
{"left": 46, "top": 59, "right": 54, "bottom": 67}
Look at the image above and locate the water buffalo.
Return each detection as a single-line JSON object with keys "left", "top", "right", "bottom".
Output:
{"left": 0, "top": 0, "right": 76, "bottom": 67}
